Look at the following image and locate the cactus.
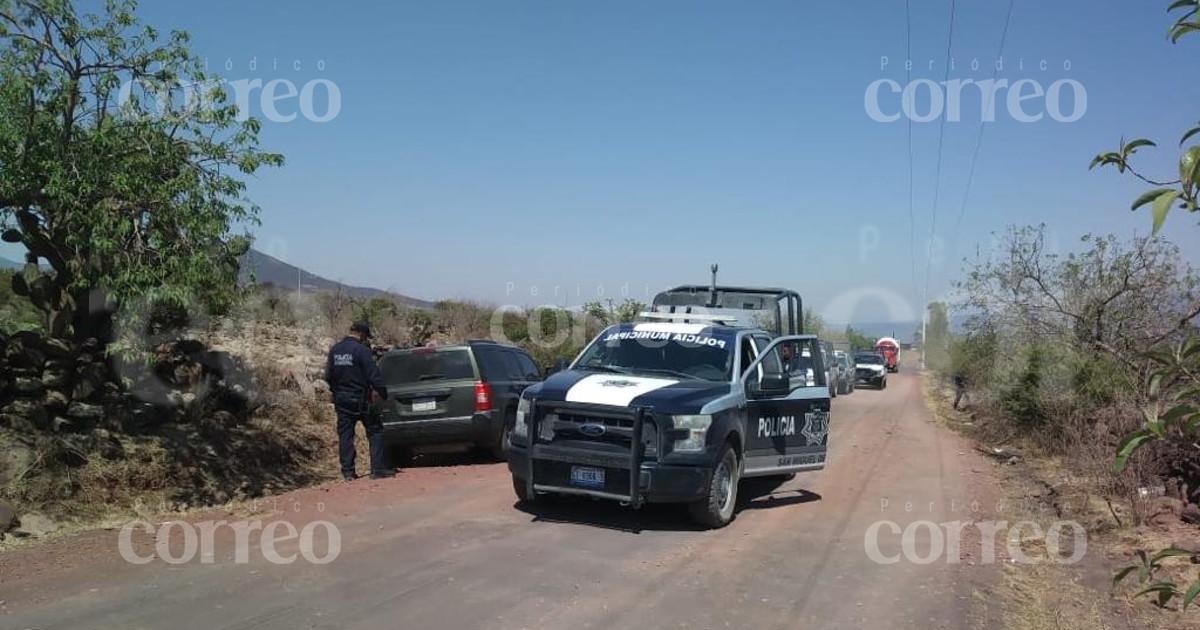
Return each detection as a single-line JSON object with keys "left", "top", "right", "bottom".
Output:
{"left": 7, "top": 259, "right": 74, "bottom": 338}
{"left": 10, "top": 272, "right": 29, "bottom": 297}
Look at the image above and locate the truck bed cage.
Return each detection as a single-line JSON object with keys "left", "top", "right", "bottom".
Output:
{"left": 648, "top": 285, "right": 803, "bottom": 336}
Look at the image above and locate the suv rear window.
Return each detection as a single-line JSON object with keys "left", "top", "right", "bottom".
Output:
{"left": 381, "top": 348, "right": 477, "bottom": 384}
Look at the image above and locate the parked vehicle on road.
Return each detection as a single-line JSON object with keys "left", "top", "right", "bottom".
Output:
{"left": 834, "top": 351, "right": 855, "bottom": 395}
{"left": 378, "top": 341, "right": 543, "bottom": 463}
{"left": 819, "top": 340, "right": 839, "bottom": 398}
{"left": 854, "top": 351, "right": 888, "bottom": 389}
{"left": 507, "top": 286, "right": 831, "bottom": 529}
{"left": 875, "top": 337, "right": 899, "bottom": 373}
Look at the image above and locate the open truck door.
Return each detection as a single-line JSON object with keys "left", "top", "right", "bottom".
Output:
{"left": 738, "top": 335, "right": 831, "bottom": 476}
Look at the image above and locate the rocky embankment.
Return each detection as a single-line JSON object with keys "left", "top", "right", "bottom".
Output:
{"left": 0, "top": 323, "right": 337, "bottom": 539}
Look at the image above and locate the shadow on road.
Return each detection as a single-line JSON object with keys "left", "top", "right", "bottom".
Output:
{"left": 515, "top": 498, "right": 708, "bottom": 534}
{"left": 387, "top": 445, "right": 504, "bottom": 469}
{"left": 512, "top": 477, "right": 823, "bottom": 534}
{"left": 738, "top": 477, "right": 823, "bottom": 511}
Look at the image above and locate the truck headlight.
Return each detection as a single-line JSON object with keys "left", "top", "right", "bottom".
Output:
{"left": 671, "top": 415, "right": 712, "bottom": 452}
{"left": 514, "top": 397, "right": 531, "bottom": 437}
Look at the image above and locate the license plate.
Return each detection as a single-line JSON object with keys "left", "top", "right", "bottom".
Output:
{"left": 570, "top": 466, "right": 605, "bottom": 488}
{"left": 412, "top": 399, "right": 436, "bottom": 412}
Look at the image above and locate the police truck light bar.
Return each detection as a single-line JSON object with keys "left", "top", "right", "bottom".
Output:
{"left": 637, "top": 312, "right": 738, "bottom": 325}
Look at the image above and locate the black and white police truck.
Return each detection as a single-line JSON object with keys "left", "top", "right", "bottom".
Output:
{"left": 506, "top": 282, "right": 831, "bottom": 528}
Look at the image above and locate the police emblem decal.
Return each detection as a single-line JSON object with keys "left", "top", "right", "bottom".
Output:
{"left": 801, "top": 410, "right": 830, "bottom": 446}
{"left": 599, "top": 379, "right": 638, "bottom": 388}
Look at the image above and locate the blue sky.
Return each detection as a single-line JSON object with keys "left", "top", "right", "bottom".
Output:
{"left": 6, "top": 0, "right": 1199, "bottom": 324}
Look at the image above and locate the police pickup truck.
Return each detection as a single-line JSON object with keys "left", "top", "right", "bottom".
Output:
{"left": 505, "top": 317, "right": 831, "bottom": 528}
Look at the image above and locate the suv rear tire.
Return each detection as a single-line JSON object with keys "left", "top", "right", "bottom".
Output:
{"left": 386, "top": 445, "right": 415, "bottom": 468}
{"left": 490, "top": 411, "right": 515, "bottom": 462}
{"left": 688, "top": 443, "right": 740, "bottom": 528}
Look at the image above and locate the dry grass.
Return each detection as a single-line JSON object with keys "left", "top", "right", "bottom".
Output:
{"left": 920, "top": 371, "right": 1188, "bottom": 630}
{"left": 999, "top": 562, "right": 1123, "bottom": 630}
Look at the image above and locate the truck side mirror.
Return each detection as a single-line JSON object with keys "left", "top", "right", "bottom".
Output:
{"left": 748, "top": 372, "right": 790, "bottom": 399}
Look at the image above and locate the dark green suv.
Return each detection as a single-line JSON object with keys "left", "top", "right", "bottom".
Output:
{"left": 378, "top": 340, "right": 542, "bottom": 462}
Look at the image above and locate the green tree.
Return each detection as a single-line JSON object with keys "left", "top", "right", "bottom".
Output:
{"left": 1097, "top": 1, "right": 1200, "bottom": 610}
{"left": 353, "top": 295, "right": 397, "bottom": 326}
{"left": 612, "top": 299, "right": 645, "bottom": 323}
{"left": 582, "top": 299, "right": 646, "bottom": 327}
{"left": 0, "top": 0, "right": 283, "bottom": 346}
{"left": 844, "top": 325, "right": 875, "bottom": 351}
{"left": 802, "top": 308, "right": 824, "bottom": 336}
{"left": 925, "top": 302, "right": 951, "bottom": 371}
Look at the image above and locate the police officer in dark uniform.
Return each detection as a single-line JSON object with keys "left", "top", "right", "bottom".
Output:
{"left": 953, "top": 371, "right": 969, "bottom": 410}
{"left": 325, "top": 321, "right": 393, "bottom": 481}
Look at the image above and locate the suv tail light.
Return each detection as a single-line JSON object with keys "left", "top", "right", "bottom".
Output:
{"left": 474, "top": 381, "right": 492, "bottom": 413}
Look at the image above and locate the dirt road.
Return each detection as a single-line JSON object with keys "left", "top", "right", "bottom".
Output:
{"left": 1, "top": 367, "right": 1003, "bottom": 629}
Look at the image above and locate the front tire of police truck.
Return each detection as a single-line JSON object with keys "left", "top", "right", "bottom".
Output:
{"left": 512, "top": 475, "right": 531, "bottom": 503}
{"left": 689, "top": 443, "right": 740, "bottom": 528}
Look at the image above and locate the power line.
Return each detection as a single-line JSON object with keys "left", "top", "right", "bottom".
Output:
{"left": 925, "top": 0, "right": 957, "bottom": 291}
{"left": 905, "top": 0, "right": 918, "bottom": 302}
{"left": 948, "top": 0, "right": 1016, "bottom": 259}
{"left": 922, "top": 0, "right": 957, "bottom": 367}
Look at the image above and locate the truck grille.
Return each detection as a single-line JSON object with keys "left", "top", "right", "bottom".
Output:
{"left": 540, "top": 411, "right": 658, "bottom": 457}
{"left": 525, "top": 400, "right": 652, "bottom": 506}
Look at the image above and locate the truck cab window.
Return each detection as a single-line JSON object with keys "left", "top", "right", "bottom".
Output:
{"left": 739, "top": 337, "right": 758, "bottom": 378}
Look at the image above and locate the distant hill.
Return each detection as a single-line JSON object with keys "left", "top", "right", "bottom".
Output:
{"left": 3, "top": 250, "right": 432, "bottom": 308}
{"left": 239, "top": 248, "right": 433, "bottom": 309}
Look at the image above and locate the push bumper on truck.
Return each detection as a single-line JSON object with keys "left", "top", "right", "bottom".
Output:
{"left": 506, "top": 398, "right": 712, "bottom": 505}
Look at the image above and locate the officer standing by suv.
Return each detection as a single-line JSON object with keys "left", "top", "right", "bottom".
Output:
{"left": 325, "top": 321, "right": 393, "bottom": 481}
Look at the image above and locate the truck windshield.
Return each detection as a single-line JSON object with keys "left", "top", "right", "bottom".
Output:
{"left": 574, "top": 328, "right": 735, "bottom": 382}
{"left": 855, "top": 353, "right": 883, "bottom": 365}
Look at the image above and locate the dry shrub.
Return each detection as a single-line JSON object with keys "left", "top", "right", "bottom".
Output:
{"left": 3, "top": 432, "right": 174, "bottom": 522}
{"left": 433, "top": 300, "right": 495, "bottom": 342}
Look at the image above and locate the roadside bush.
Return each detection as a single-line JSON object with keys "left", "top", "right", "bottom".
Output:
{"left": 433, "top": 299, "right": 493, "bottom": 341}
{"left": 1000, "top": 344, "right": 1050, "bottom": 434}
{"left": 250, "top": 285, "right": 299, "bottom": 327}
{"left": 946, "top": 326, "right": 999, "bottom": 390}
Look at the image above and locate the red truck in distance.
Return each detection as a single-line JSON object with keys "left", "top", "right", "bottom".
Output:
{"left": 874, "top": 337, "right": 899, "bottom": 373}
